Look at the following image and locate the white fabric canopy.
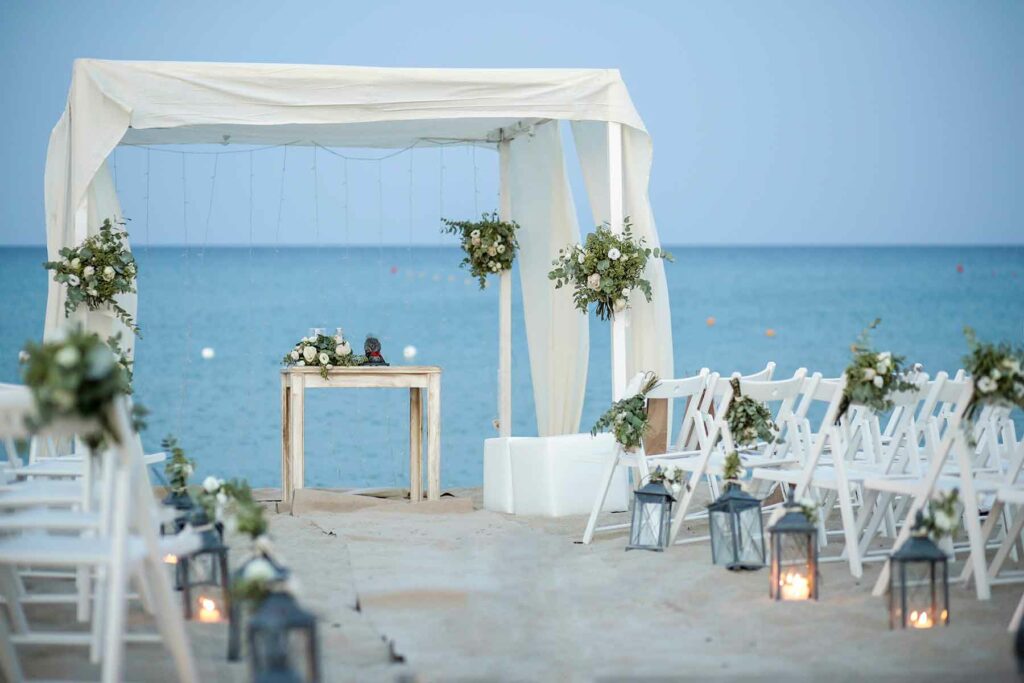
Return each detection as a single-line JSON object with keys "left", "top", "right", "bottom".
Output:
{"left": 43, "top": 59, "right": 672, "bottom": 436}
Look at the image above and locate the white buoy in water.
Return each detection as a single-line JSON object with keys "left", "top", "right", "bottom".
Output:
{"left": 201, "top": 347, "right": 216, "bottom": 360}
{"left": 403, "top": 345, "right": 417, "bottom": 360}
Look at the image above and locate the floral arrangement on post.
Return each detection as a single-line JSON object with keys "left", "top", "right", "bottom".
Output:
{"left": 162, "top": 435, "right": 195, "bottom": 497}
{"left": 837, "top": 319, "right": 917, "bottom": 422}
{"left": 44, "top": 218, "right": 140, "bottom": 334}
{"left": 441, "top": 212, "right": 520, "bottom": 288}
{"left": 548, "top": 220, "right": 672, "bottom": 320}
{"left": 590, "top": 372, "right": 659, "bottom": 451}
{"left": 917, "top": 489, "right": 960, "bottom": 540}
{"left": 962, "top": 327, "right": 1024, "bottom": 422}
{"left": 21, "top": 327, "right": 133, "bottom": 449}
{"left": 282, "top": 332, "right": 365, "bottom": 379}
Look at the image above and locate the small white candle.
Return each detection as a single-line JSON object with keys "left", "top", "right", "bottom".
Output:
{"left": 779, "top": 571, "right": 811, "bottom": 601}
{"left": 197, "top": 596, "right": 222, "bottom": 623}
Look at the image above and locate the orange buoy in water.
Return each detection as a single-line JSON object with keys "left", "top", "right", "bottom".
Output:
{"left": 390, "top": 265, "right": 399, "bottom": 274}
{"left": 765, "top": 328, "right": 776, "bottom": 338}
{"left": 706, "top": 316, "right": 716, "bottom": 327}
{"left": 956, "top": 264, "right": 964, "bottom": 273}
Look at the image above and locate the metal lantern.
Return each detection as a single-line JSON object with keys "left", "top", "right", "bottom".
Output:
{"left": 179, "top": 509, "right": 230, "bottom": 622}
{"left": 708, "top": 483, "right": 765, "bottom": 570}
{"left": 161, "top": 489, "right": 196, "bottom": 537}
{"left": 768, "top": 499, "right": 818, "bottom": 601}
{"left": 627, "top": 480, "right": 674, "bottom": 551}
{"left": 228, "top": 553, "right": 290, "bottom": 661}
{"left": 247, "top": 591, "right": 320, "bottom": 683}
{"left": 888, "top": 514, "right": 949, "bottom": 629}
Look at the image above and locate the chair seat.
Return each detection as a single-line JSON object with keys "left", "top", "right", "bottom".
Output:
{"left": 0, "top": 533, "right": 145, "bottom": 567}
{"left": 751, "top": 464, "right": 884, "bottom": 488}
{"left": 862, "top": 474, "right": 1002, "bottom": 496}
{"left": 997, "top": 486, "right": 1024, "bottom": 505}
{"left": 0, "top": 508, "right": 100, "bottom": 531}
{"left": 652, "top": 449, "right": 798, "bottom": 474}
{"left": 9, "top": 458, "right": 86, "bottom": 478}
{"left": 0, "top": 480, "right": 82, "bottom": 507}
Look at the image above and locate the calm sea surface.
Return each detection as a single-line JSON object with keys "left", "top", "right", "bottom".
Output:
{"left": 2, "top": 246, "right": 1022, "bottom": 489}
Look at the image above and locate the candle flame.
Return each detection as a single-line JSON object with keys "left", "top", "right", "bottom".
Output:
{"left": 163, "top": 554, "right": 178, "bottom": 564}
{"left": 909, "top": 610, "right": 936, "bottom": 629}
{"left": 779, "top": 571, "right": 811, "bottom": 601}
{"left": 197, "top": 596, "right": 222, "bottom": 623}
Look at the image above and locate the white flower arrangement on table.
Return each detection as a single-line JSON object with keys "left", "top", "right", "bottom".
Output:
{"left": 44, "top": 218, "right": 140, "bottom": 335}
{"left": 282, "top": 332, "right": 365, "bottom": 379}
{"left": 441, "top": 212, "right": 520, "bottom": 288}
{"left": 962, "top": 327, "right": 1024, "bottom": 422}
{"left": 837, "top": 319, "right": 917, "bottom": 422}
{"left": 548, "top": 220, "right": 672, "bottom": 321}
{"left": 917, "top": 489, "right": 960, "bottom": 541}
{"left": 590, "top": 372, "right": 660, "bottom": 452}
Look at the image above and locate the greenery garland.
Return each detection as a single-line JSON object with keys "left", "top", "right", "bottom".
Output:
{"left": 590, "top": 372, "right": 659, "bottom": 451}
{"left": 21, "top": 328, "right": 132, "bottom": 449}
{"left": 548, "top": 220, "right": 672, "bottom": 321}
{"left": 837, "top": 319, "right": 917, "bottom": 422}
{"left": 441, "top": 212, "right": 520, "bottom": 289}
{"left": 962, "top": 327, "right": 1024, "bottom": 422}
{"left": 282, "top": 333, "right": 365, "bottom": 379}
{"left": 44, "top": 218, "right": 140, "bottom": 335}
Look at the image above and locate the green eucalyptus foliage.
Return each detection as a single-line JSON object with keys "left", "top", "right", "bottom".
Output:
{"left": 441, "top": 212, "right": 520, "bottom": 289}
{"left": 721, "top": 451, "right": 744, "bottom": 482}
{"left": 282, "top": 333, "right": 366, "bottom": 379}
{"left": 43, "top": 218, "right": 140, "bottom": 335}
{"left": 724, "top": 377, "right": 778, "bottom": 449}
{"left": 21, "top": 328, "right": 132, "bottom": 449}
{"left": 591, "top": 373, "right": 659, "bottom": 451}
{"left": 837, "top": 319, "right": 917, "bottom": 422}
{"left": 548, "top": 220, "right": 672, "bottom": 321}
{"left": 162, "top": 435, "right": 195, "bottom": 496}
{"left": 962, "top": 327, "right": 1024, "bottom": 421}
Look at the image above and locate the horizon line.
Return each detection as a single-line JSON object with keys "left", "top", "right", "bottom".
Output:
{"left": 2, "top": 242, "right": 1023, "bottom": 249}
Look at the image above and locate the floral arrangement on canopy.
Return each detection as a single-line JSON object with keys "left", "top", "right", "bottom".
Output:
{"left": 20, "top": 327, "right": 137, "bottom": 448}
{"left": 962, "top": 327, "right": 1024, "bottom": 421}
{"left": 441, "top": 212, "right": 520, "bottom": 288}
{"left": 44, "top": 218, "right": 140, "bottom": 334}
{"left": 282, "top": 332, "right": 364, "bottom": 379}
{"left": 590, "top": 372, "right": 659, "bottom": 451}
{"left": 549, "top": 220, "right": 672, "bottom": 321}
{"left": 837, "top": 319, "right": 917, "bottom": 422}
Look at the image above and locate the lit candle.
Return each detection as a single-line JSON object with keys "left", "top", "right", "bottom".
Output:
{"left": 909, "top": 610, "right": 933, "bottom": 629}
{"left": 197, "top": 596, "right": 222, "bottom": 623}
{"left": 163, "top": 554, "right": 178, "bottom": 565}
{"left": 779, "top": 571, "right": 811, "bottom": 601}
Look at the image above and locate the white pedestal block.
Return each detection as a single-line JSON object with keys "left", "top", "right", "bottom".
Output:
{"left": 483, "top": 434, "right": 629, "bottom": 517}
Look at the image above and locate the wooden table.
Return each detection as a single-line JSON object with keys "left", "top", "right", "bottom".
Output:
{"left": 280, "top": 366, "right": 442, "bottom": 503}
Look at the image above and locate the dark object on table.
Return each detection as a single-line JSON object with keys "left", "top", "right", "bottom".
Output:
{"left": 363, "top": 335, "right": 388, "bottom": 366}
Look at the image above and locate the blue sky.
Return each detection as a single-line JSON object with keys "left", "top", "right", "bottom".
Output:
{"left": 0, "top": 0, "right": 1021, "bottom": 245}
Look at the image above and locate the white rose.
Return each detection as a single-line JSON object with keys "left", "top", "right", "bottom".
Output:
{"left": 70, "top": 257, "right": 81, "bottom": 271}
{"left": 336, "top": 340, "right": 352, "bottom": 357}
{"left": 243, "top": 558, "right": 277, "bottom": 582}
{"left": 933, "top": 510, "right": 953, "bottom": 532}
{"left": 83, "top": 265, "right": 95, "bottom": 278}
{"left": 470, "top": 229, "right": 481, "bottom": 238}
{"left": 290, "top": 350, "right": 300, "bottom": 360}
{"left": 183, "top": 464, "right": 194, "bottom": 478}
{"left": 577, "top": 253, "right": 585, "bottom": 264}
{"left": 977, "top": 376, "right": 997, "bottom": 394}
{"left": 67, "top": 274, "right": 80, "bottom": 287}
{"left": 318, "top": 352, "right": 330, "bottom": 365}
{"left": 216, "top": 491, "right": 228, "bottom": 506}
{"left": 202, "top": 476, "right": 221, "bottom": 493}
{"left": 86, "top": 288, "right": 98, "bottom": 297}
{"left": 102, "top": 266, "right": 115, "bottom": 281}
{"left": 863, "top": 367, "right": 876, "bottom": 381}
{"left": 991, "top": 369, "right": 1002, "bottom": 381}
{"left": 55, "top": 346, "right": 80, "bottom": 367}
{"left": 471, "top": 236, "right": 481, "bottom": 246}
{"left": 613, "top": 298, "right": 627, "bottom": 312}
{"left": 872, "top": 375, "right": 884, "bottom": 389}
{"left": 608, "top": 247, "right": 621, "bottom": 261}
{"left": 497, "top": 244, "right": 506, "bottom": 254}
{"left": 302, "top": 346, "right": 317, "bottom": 363}
{"left": 296, "top": 360, "right": 305, "bottom": 367}
{"left": 621, "top": 288, "right": 629, "bottom": 297}
{"left": 488, "top": 246, "right": 497, "bottom": 256}
{"left": 586, "top": 273, "right": 601, "bottom": 290}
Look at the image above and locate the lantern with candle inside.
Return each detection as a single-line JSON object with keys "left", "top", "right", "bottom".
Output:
{"left": 229, "top": 552, "right": 289, "bottom": 661}
{"left": 179, "top": 507, "right": 230, "bottom": 622}
{"left": 768, "top": 496, "right": 818, "bottom": 601}
{"left": 248, "top": 591, "right": 320, "bottom": 683}
{"left": 708, "top": 481, "right": 765, "bottom": 570}
{"left": 626, "top": 476, "right": 675, "bottom": 552}
{"left": 888, "top": 511, "right": 950, "bottom": 630}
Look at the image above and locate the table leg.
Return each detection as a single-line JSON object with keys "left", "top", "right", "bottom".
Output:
{"left": 281, "top": 374, "right": 292, "bottom": 505}
{"left": 289, "top": 374, "right": 305, "bottom": 500}
{"left": 427, "top": 373, "right": 441, "bottom": 501}
{"left": 409, "top": 388, "right": 423, "bottom": 503}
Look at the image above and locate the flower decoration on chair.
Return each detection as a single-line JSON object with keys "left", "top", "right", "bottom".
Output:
{"left": 20, "top": 327, "right": 133, "bottom": 449}
{"left": 162, "top": 435, "right": 195, "bottom": 497}
{"left": 43, "top": 218, "right": 140, "bottom": 335}
{"left": 917, "top": 489, "right": 960, "bottom": 541}
{"left": 724, "top": 376, "right": 779, "bottom": 451}
{"left": 962, "top": 327, "right": 1024, "bottom": 422}
{"left": 837, "top": 319, "right": 917, "bottom": 422}
{"left": 590, "top": 372, "right": 659, "bottom": 451}
{"left": 282, "top": 332, "right": 365, "bottom": 379}
{"left": 441, "top": 212, "right": 520, "bottom": 288}
{"left": 549, "top": 220, "right": 672, "bottom": 321}
{"left": 648, "top": 464, "right": 686, "bottom": 497}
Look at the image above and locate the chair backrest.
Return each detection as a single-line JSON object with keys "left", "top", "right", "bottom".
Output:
{"left": 719, "top": 369, "right": 809, "bottom": 456}
{"left": 647, "top": 369, "right": 709, "bottom": 452}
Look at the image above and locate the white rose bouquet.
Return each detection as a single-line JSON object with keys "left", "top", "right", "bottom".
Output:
{"left": 917, "top": 489, "right": 960, "bottom": 541}
{"left": 44, "top": 218, "right": 140, "bottom": 335}
{"left": 962, "top": 327, "right": 1024, "bottom": 422}
{"left": 441, "top": 212, "right": 520, "bottom": 288}
{"left": 548, "top": 220, "right": 672, "bottom": 321}
{"left": 837, "top": 319, "right": 917, "bottom": 422}
{"left": 282, "top": 332, "right": 365, "bottom": 379}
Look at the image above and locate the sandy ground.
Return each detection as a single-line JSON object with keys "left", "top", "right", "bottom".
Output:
{"left": 19, "top": 488, "right": 1022, "bottom": 681}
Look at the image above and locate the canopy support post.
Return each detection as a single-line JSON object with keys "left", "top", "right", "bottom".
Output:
{"left": 498, "top": 139, "right": 513, "bottom": 438}
{"left": 607, "top": 122, "right": 628, "bottom": 400}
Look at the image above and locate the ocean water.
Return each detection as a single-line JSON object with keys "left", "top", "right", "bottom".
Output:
{"left": 2, "top": 245, "right": 1022, "bottom": 490}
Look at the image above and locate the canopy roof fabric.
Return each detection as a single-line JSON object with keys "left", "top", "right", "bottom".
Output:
{"left": 44, "top": 59, "right": 672, "bottom": 436}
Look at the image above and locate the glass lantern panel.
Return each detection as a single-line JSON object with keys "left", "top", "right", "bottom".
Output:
{"left": 630, "top": 496, "right": 667, "bottom": 548}
{"left": 188, "top": 551, "right": 224, "bottom": 588}
{"left": 709, "top": 511, "right": 735, "bottom": 566}
{"left": 773, "top": 533, "right": 814, "bottom": 600}
{"left": 736, "top": 506, "right": 765, "bottom": 566}
{"left": 893, "top": 561, "right": 947, "bottom": 629}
